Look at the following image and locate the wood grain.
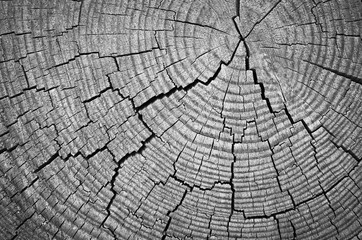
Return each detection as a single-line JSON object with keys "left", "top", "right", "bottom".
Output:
{"left": 0, "top": 0, "right": 361, "bottom": 239}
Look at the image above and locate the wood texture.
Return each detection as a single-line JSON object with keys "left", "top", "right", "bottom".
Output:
{"left": 0, "top": 0, "right": 361, "bottom": 239}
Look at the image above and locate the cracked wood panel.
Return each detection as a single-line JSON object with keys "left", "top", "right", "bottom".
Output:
{"left": 0, "top": 0, "right": 361, "bottom": 239}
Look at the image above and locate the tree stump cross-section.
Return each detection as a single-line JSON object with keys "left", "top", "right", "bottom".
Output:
{"left": 0, "top": 0, "right": 361, "bottom": 239}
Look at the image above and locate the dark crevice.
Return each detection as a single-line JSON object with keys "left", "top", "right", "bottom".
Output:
{"left": 101, "top": 131, "right": 155, "bottom": 236}
{"left": 44, "top": 52, "right": 98, "bottom": 71}
{"left": 19, "top": 63, "right": 30, "bottom": 89}
{"left": 10, "top": 211, "right": 36, "bottom": 240}
{"left": 228, "top": 134, "right": 237, "bottom": 239}
{"left": 77, "top": 0, "right": 84, "bottom": 26}
{"left": 242, "top": 36, "right": 275, "bottom": 113}
{"left": 33, "top": 144, "right": 109, "bottom": 174}
{"left": 33, "top": 152, "right": 60, "bottom": 174}
{"left": 161, "top": 190, "right": 188, "bottom": 240}
{"left": 303, "top": 60, "right": 362, "bottom": 85}
{"left": 82, "top": 87, "right": 112, "bottom": 104}
{"left": 112, "top": 47, "right": 164, "bottom": 58}
{"left": 244, "top": 163, "right": 358, "bottom": 220}
{"left": 170, "top": 171, "right": 231, "bottom": 192}
{"left": 331, "top": 141, "right": 361, "bottom": 163}
{"left": 235, "top": 0, "right": 240, "bottom": 17}
{"left": 310, "top": 0, "right": 330, "bottom": 33}
{"left": 244, "top": 0, "right": 282, "bottom": 39}
{"left": 10, "top": 177, "right": 40, "bottom": 199}
{"left": 290, "top": 221, "right": 297, "bottom": 240}
{"left": 242, "top": 38, "right": 250, "bottom": 69}
{"left": 164, "top": 19, "right": 230, "bottom": 35}
{"left": 267, "top": 140, "right": 283, "bottom": 192}
{"left": 133, "top": 37, "right": 242, "bottom": 113}
{"left": 283, "top": 103, "right": 315, "bottom": 138}
{"left": 134, "top": 86, "right": 179, "bottom": 112}
{"left": 102, "top": 17, "right": 243, "bottom": 115}
{"left": 274, "top": 216, "right": 282, "bottom": 240}
{"left": 0, "top": 144, "right": 20, "bottom": 155}
{"left": 183, "top": 37, "right": 242, "bottom": 91}
{"left": 251, "top": 69, "right": 274, "bottom": 112}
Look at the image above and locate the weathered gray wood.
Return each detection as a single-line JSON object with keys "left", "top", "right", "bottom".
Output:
{"left": 0, "top": 0, "right": 361, "bottom": 239}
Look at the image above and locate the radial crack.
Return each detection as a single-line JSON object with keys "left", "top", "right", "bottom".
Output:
{"left": 161, "top": 190, "right": 188, "bottom": 240}
{"left": 101, "top": 132, "right": 155, "bottom": 235}
{"left": 131, "top": 37, "right": 242, "bottom": 113}
{"left": 244, "top": 0, "right": 282, "bottom": 39}
{"left": 303, "top": 59, "right": 362, "bottom": 85}
{"left": 242, "top": 38, "right": 276, "bottom": 113}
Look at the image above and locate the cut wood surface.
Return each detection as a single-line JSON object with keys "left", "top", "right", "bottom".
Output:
{"left": 0, "top": 0, "right": 361, "bottom": 239}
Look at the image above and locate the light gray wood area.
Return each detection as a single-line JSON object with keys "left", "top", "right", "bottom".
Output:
{"left": 0, "top": 0, "right": 361, "bottom": 239}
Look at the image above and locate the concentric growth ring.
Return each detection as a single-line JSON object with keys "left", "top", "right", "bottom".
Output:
{"left": 0, "top": 0, "right": 361, "bottom": 239}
